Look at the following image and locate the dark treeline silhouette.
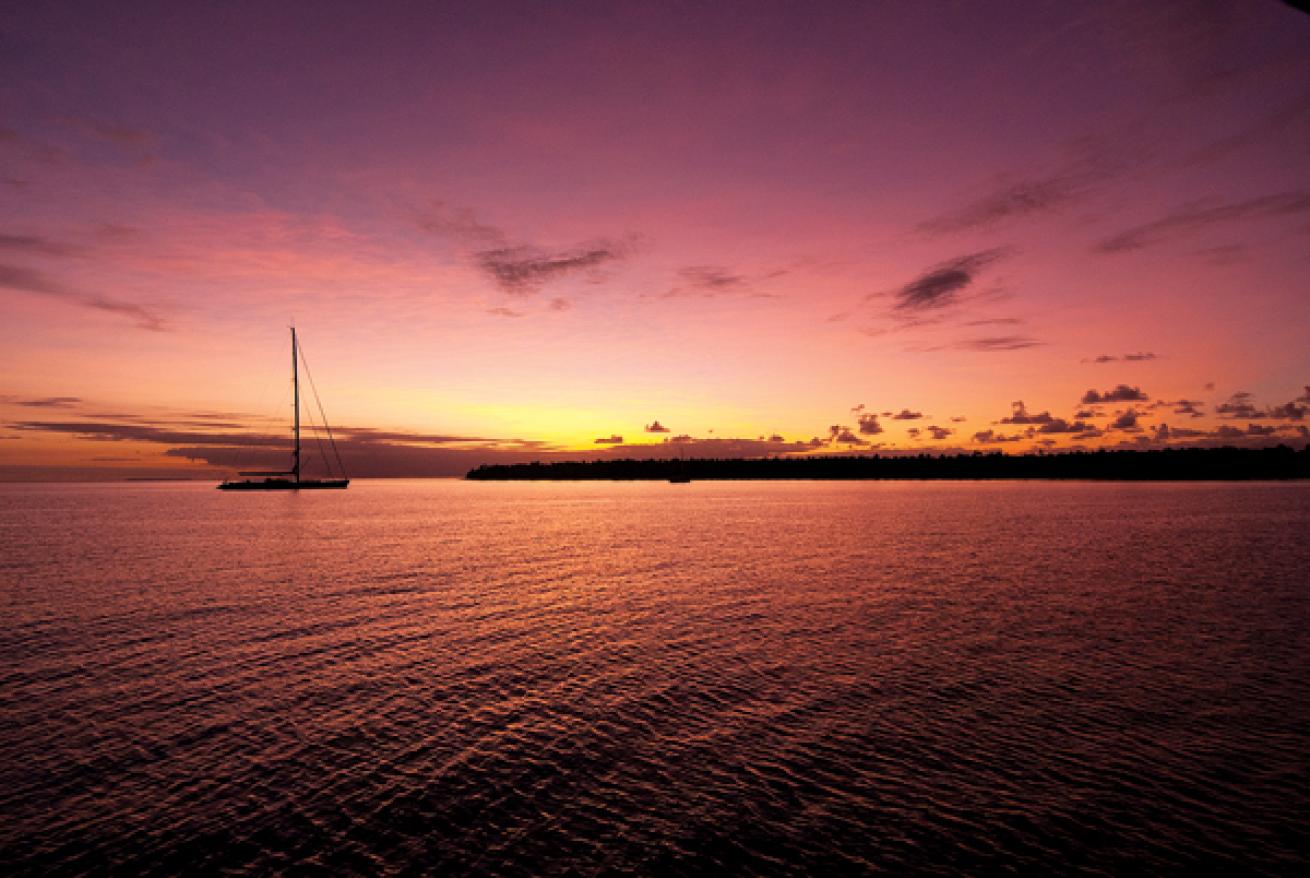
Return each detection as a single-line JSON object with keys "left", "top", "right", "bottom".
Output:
{"left": 467, "top": 445, "right": 1310, "bottom": 481}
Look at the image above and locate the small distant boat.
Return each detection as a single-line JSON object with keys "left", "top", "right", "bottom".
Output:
{"left": 218, "top": 327, "right": 349, "bottom": 491}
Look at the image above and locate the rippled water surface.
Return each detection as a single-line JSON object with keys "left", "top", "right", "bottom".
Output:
{"left": 2, "top": 480, "right": 1308, "bottom": 874}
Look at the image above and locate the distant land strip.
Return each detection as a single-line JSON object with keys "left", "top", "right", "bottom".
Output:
{"left": 467, "top": 446, "right": 1310, "bottom": 481}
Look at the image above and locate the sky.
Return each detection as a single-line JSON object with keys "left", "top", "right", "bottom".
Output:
{"left": 2, "top": 0, "right": 1309, "bottom": 479}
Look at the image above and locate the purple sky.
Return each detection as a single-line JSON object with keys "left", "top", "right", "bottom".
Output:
{"left": 2, "top": 1, "right": 1309, "bottom": 477}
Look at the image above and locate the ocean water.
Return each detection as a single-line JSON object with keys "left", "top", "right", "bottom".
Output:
{"left": 1, "top": 479, "right": 1307, "bottom": 875}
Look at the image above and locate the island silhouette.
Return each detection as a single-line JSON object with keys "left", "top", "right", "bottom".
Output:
{"left": 467, "top": 445, "right": 1310, "bottom": 481}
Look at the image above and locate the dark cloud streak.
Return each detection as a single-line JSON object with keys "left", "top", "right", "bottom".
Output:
{"left": 1086, "top": 352, "right": 1158, "bottom": 363}
{"left": 416, "top": 200, "right": 630, "bottom": 296}
{"left": 0, "top": 234, "right": 81, "bottom": 257}
{"left": 11, "top": 396, "right": 82, "bottom": 408}
{"left": 951, "top": 335, "right": 1042, "bottom": 351}
{"left": 891, "top": 248, "right": 1009, "bottom": 312}
{"left": 1097, "top": 190, "right": 1310, "bottom": 253}
{"left": 0, "top": 263, "right": 166, "bottom": 331}
{"left": 918, "top": 166, "right": 1102, "bottom": 234}
{"left": 476, "top": 245, "right": 620, "bottom": 295}
{"left": 654, "top": 264, "right": 784, "bottom": 300}
{"left": 973, "top": 429, "right": 1021, "bottom": 444}
{"left": 1082, "top": 384, "right": 1148, "bottom": 404}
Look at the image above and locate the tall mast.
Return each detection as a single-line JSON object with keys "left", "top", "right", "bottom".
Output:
{"left": 291, "top": 325, "right": 300, "bottom": 483}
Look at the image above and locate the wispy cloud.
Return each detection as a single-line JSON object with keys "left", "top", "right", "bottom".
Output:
{"left": 0, "top": 263, "right": 166, "bottom": 331}
{"left": 1084, "top": 352, "right": 1159, "bottom": 363}
{"left": 888, "top": 248, "right": 1010, "bottom": 312}
{"left": 949, "top": 335, "right": 1042, "bottom": 352}
{"left": 651, "top": 264, "right": 784, "bottom": 300}
{"left": 9, "top": 396, "right": 82, "bottom": 408}
{"left": 10, "top": 419, "right": 498, "bottom": 448}
{"left": 10, "top": 420, "right": 285, "bottom": 447}
{"left": 918, "top": 163, "right": 1105, "bottom": 235}
{"left": 476, "top": 245, "right": 622, "bottom": 295}
{"left": 1192, "top": 244, "right": 1249, "bottom": 266}
{"left": 414, "top": 200, "right": 506, "bottom": 245}
{"left": 965, "top": 317, "right": 1024, "bottom": 327}
{"left": 613, "top": 433, "right": 830, "bottom": 458}
{"left": 416, "top": 199, "right": 631, "bottom": 296}
{"left": 671, "top": 265, "right": 745, "bottom": 294}
{"left": 85, "top": 297, "right": 167, "bottom": 331}
{"left": 1188, "top": 90, "right": 1310, "bottom": 165}
{"left": 858, "top": 250, "right": 1024, "bottom": 345}
{"left": 332, "top": 426, "right": 496, "bottom": 445}
{"left": 0, "top": 263, "right": 64, "bottom": 296}
{"left": 1096, "top": 190, "right": 1310, "bottom": 253}
{"left": 0, "top": 234, "right": 81, "bottom": 257}
{"left": 11, "top": 416, "right": 539, "bottom": 477}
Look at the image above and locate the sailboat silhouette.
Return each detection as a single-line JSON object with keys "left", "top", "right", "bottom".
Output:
{"left": 218, "top": 327, "right": 349, "bottom": 491}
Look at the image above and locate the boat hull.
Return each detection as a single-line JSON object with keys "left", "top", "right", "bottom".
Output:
{"left": 217, "top": 479, "right": 349, "bottom": 491}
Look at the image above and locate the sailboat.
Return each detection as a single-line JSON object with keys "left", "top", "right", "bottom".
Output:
{"left": 218, "top": 327, "right": 349, "bottom": 491}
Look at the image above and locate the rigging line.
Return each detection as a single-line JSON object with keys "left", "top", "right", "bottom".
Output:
{"left": 302, "top": 384, "right": 332, "bottom": 478}
{"left": 299, "top": 394, "right": 314, "bottom": 474}
{"left": 296, "top": 338, "right": 348, "bottom": 478}
{"left": 296, "top": 339, "right": 341, "bottom": 478}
